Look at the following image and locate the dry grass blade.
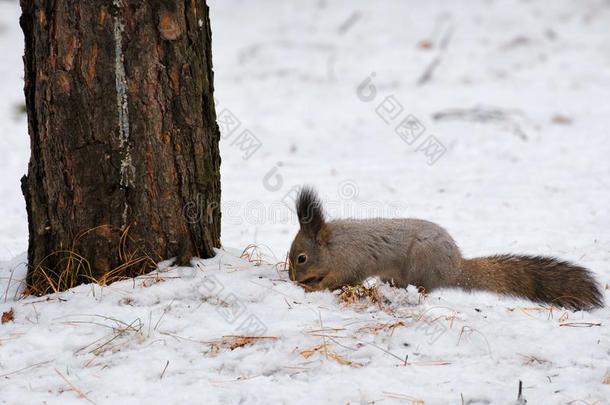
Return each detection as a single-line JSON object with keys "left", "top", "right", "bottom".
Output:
{"left": 382, "top": 391, "right": 425, "bottom": 404}
{"left": 2, "top": 262, "right": 27, "bottom": 302}
{"left": 240, "top": 244, "right": 263, "bottom": 265}
{"left": 73, "top": 317, "right": 144, "bottom": 356}
{"left": 457, "top": 326, "right": 492, "bottom": 357}
{"left": 519, "top": 354, "right": 551, "bottom": 366}
{"left": 55, "top": 368, "right": 96, "bottom": 404}
{"left": 0, "top": 360, "right": 53, "bottom": 378}
{"left": 239, "top": 243, "right": 287, "bottom": 269}
{"left": 274, "top": 252, "right": 289, "bottom": 274}
{"left": 409, "top": 360, "right": 451, "bottom": 366}
{"left": 23, "top": 224, "right": 158, "bottom": 296}
{"left": 97, "top": 255, "right": 157, "bottom": 287}
{"left": 206, "top": 335, "right": 277, "bottom": 355}
{"left": 559, "top": 322, "right": 601, "bottom": 327}
{"left": 299, "top": 342, "right": 364, "bottom": 368}
{"left": 24, "top": 249, "right": 93, "bottom": 296}
{"left": 357, "top": 320, "right": 406, "bottom": 335}
{"left": 338, "top": 284, "right": 382, "bottom": 308}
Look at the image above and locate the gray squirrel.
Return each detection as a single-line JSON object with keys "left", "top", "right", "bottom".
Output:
{"left": 288, "top": 187, "right": 603, "bottom": 311}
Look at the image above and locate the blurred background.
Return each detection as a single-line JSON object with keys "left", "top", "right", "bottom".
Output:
{"left": 0, "top": 0, "right": 609, "bottom": 274}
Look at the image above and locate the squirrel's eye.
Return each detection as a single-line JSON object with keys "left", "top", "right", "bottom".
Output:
{"left": 297, "top": 254, "right": 307, "bottom": 264}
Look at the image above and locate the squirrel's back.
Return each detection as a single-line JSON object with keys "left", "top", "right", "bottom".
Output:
{"left": 325, "top": 218, "right": 463, "bottom": 290}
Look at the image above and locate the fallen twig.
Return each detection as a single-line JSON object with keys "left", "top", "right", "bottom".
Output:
{"left": 160, "top": 360, "right": 170, "bottom": 379}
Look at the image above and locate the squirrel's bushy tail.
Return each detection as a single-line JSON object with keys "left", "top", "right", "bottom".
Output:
{"left": 459, "top": 254, "right": 604, "bottom": 310}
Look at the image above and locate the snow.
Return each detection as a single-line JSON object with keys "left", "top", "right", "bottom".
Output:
{"left": 1, "top": 249, "right": 608, "bottom": 404}
{"left": 1, "top": 0, "right": 610, "bottom": 403}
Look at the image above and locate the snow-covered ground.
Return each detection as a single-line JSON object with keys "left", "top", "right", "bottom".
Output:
{"left": 1, "top": 0, "right": 610, "bottom": 403}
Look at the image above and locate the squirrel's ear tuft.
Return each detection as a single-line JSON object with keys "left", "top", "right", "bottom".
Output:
{"left": 296, "top": 186, "right": 325, "bottom": 240}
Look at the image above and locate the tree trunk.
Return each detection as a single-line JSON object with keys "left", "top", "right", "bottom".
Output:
{"left": 19, "top": 0, "right": 221, "bottom": 294}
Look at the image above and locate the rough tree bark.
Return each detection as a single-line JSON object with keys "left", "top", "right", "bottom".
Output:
{"left": 19, "top": 0, "right": 221, "bottom": 293}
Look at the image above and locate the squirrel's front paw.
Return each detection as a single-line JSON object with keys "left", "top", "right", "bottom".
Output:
{"left": 299, "top": 282, "right": 324, "bottom": 292}
{"left": 299, "top": 272, "right": 342, "bottom": 292}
